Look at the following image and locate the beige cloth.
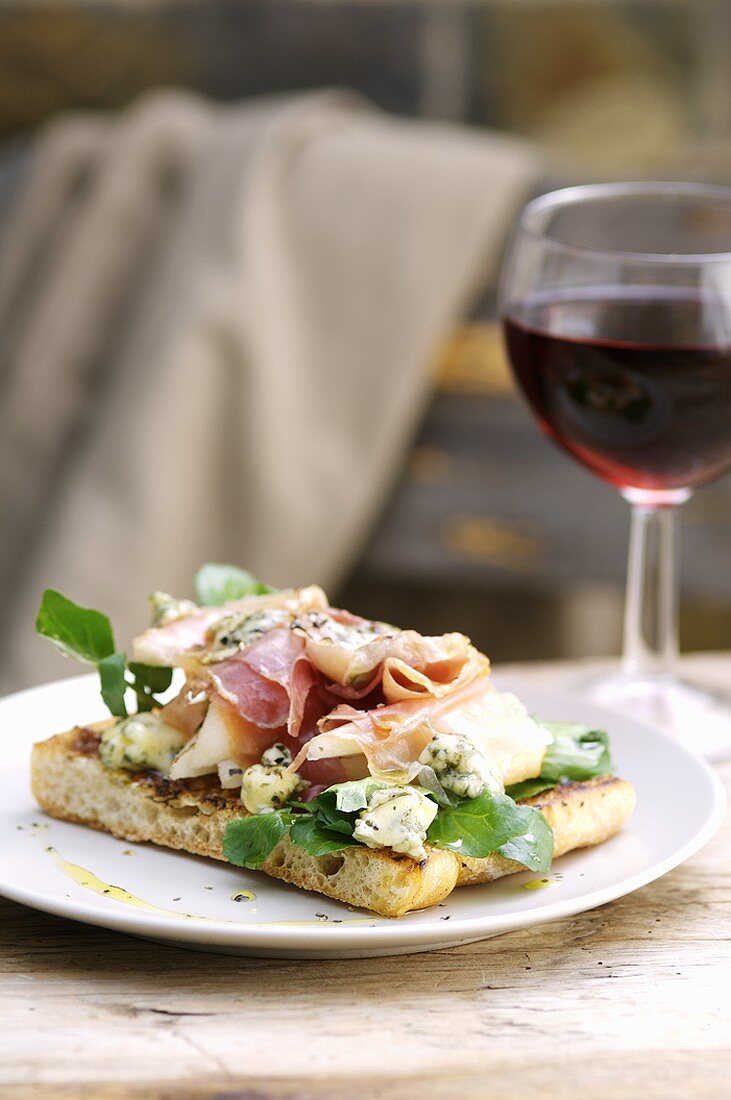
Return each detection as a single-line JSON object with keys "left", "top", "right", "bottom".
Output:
{"left": 0, "top": 90, "right": 540, "bottom": 690}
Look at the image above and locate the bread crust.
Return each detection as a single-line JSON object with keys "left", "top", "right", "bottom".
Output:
{"left": 31, "top": 725, "right": 635, "bottom": 918}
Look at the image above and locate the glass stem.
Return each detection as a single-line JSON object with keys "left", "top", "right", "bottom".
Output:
{"left": 621, "top": 502, "right": 680, "bottom": 680}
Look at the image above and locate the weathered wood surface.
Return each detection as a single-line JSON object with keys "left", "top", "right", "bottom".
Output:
{"left": 1, "top": 656, "right": 729, "bottom": 1098}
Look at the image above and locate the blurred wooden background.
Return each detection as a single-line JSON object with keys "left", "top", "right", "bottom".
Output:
{"left": 1, "top": 0, "right": 731, "bottom": 661}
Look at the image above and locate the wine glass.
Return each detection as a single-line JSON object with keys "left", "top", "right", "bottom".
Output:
{"left": 499, "top": 181, "right": 731, "bottom": 759}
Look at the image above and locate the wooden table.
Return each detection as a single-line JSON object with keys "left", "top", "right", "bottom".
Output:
{"left": 1, "top": 655, "right": 729, "bottom": 1099}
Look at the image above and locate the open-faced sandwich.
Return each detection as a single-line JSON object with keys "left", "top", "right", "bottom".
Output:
{"left": 31, "top": 564, "right": 635, "bottom": 917}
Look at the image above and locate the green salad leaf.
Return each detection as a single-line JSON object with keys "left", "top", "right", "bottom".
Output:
{"left": 289, "top": 814, "right": 355, "bottom": 856}
{"left": 223, "top": 812, "right": 294, "bottom": 869}
{"left": 36, "top": 589, "right": 173, "bottom": 719}
{"left": 128, "top": 662, "right": 174, "bottom": 713}
{"left": 497, "top": 809, "right": 554, "bottom": 871}
{"left": 293, "top": 783, "right": 371, "bottom": 843}
{"left": 426, "top": 791, "right": 553, "bottom": 870}
{"left": 194, "top": 563, "right": 273, "bottom": 607}
{"left": 223, "top": 795, "right": 360, "bottom": 870}
{"left": 224, "top": 776, "right": 555, "bottom": 874}
{"left": 37, "top": 563, "right": 278, "bottom": 720}
{"left": 538, "top": 722, "right": 612, "bottom": 782}
{"left": 98, "top": 652, "right": 128, "bottom": 718}
{"left": 503, "top": 777, "right": 555, "bottom": 802}
{"left": 36, "top": 589, "right": 115, "bottom": 664}
{"left": 223, "top": 781, "right": 385, "bottom": 870}
{"left": 505, "top": 722, "right": 612, "bottom": 803}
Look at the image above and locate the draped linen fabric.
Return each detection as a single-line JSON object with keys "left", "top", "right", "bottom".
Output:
{"left": 0, "top": 90, "right": 540, "bottom": 689}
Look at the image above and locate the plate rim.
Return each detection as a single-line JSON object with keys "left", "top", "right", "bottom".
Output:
{"left": 0, "top": 672, "right": 726, "bottom": 953}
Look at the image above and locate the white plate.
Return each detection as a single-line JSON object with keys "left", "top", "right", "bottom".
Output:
{"left": 0, "top": 672, "right": 724, "bottom": 959}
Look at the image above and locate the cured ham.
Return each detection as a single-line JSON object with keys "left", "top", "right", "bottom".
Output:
{"left": 209, "top": 629, "right": 315, "bottom": 736}
{"left": 291, "top": 611, "right": 397, "bottom": 686}
{"left": 132, "top": 586, "right": 328, "bottom": 667}
{"left": 291, "top": 671, "right": 552, "bottom": 787}
{"left": 151, "top": 580, "right": 549, "bottom": 793}
{"left": 291, "top": 673, "right": 491, "bottom": 779}
{"left": 293, "top": 612, "right": 477, "bottom": 699}
{"left": 211, "top": 658, "right": 290, "bottom": 730}
{"left": 380, "top": 636, "right": 484, "bottom": 702}
{"left": 159, "top": 682, "right": 209, "bottom": 738}
{"left": 169, "top": 680, "right": 364, "bottom": 784}
{"left": 321, "top": 669, "right": 384, "bottom": 702}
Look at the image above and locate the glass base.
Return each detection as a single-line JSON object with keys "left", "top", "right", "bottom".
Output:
{"left": 579, "top": 670, "right": 731, "bottom": 761}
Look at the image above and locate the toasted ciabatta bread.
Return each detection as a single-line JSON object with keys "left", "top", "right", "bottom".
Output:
{"left": 31, "top": 724, "right": 636, "bottom": 918}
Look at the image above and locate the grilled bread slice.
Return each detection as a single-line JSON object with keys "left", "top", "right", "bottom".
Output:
{"left": 31, "top": 724, "right": 636, "bottom": 918}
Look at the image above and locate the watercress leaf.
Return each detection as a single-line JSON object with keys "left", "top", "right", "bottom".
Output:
{"left": 505, "top": 723, "right": 612, "bottom": 800}
{"left": 98, "top": 652, "right": 128, "bottom": 718}
{"left": 427, "top": 791, "right": 553, "bottom": 860}
{"left": 128, "top": 662, "right": 174, "bottom": 695}
{"left": 223, "top": 812, "right": 293, "bottom": 870}
{"left": 294, "top": 782, "right": 387, "bottom": 841}
{"left": 290, "top": 814, "right": 355, "bottom": 856}
{"left": 505, "top": 777, "right": 556, "bottom": 802}
{"left": 303, "top": 791, "right": 359, "bottom": 833}
{"left": 319, "top": 815, "right": 356, "bottom": 836}
{"left": 36, "top": 589, "right": 115, "bottom": 664}
{"left": 194, "top": 563, "right": 273, "bottom": 607}
{"left": 132, "top": 692, "right": 153, "bottom": 713}
{"left": 319, "top": 811, "right": 357, "bottom": 837}
{"left": 540, "top": 722, "right": 612, "bottom": 781}
{"left": 497, "top": 806, "right": 554, "bottom": 872}
{"left": 127, "top": 662, "right": 174, "bottom": 711}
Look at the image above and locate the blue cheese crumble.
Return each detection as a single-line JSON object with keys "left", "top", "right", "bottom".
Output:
{"left": 418, "top": 732, "right": 500, "bottom": 799}
{"left": 241, "top": 761, "right": 303, "bottom": 814}
{"left": 203, "top": 608, "right": 293, "bottom": 663}
{"left": 99, "top": 713, "right": 188, "bottom": 773}
{"left": 219, "top": 746, "right": 293, "bottom": 795}
{"left": 260, "top": 742, "right": 293, "bottom": 767}
{"left": 352, "top": 786, "right": 438, "bottom": 860}
{"left": 148, "top": 591, "right": 198, "bottom": 627}
{"left": 292, "top": 611, "right": 396, "bottom": 649}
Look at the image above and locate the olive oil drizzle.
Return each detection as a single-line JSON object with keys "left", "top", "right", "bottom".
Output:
{"left": 35, "top": 835, "right": 373, "bottom": 926}
{"left": 45, "top": 846, "right": 194, "bottom": 919}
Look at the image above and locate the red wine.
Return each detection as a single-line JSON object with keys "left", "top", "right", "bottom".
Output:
{"left": 503, "top": 288, "right": 731, "bottom": 492}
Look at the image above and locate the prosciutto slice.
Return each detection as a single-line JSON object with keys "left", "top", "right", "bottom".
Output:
{"left": 292, "top": 671, "right": 552, "bottom": 787}
{"left": 132, "top": 586, "right": 328, "bottom": 667}
{"left": 169, "top": 671, "right": 365, "bottom": 781}
{"left": 209, "top": 628, "right": 315, "bottom": 737}
{"left": 380, "top": 635, "right": 482, "bottom": 702}
{"left": 159, "top": 682, "right": 209, "bottom": 738}
{"left": 294, "top": 611, "right": 476, "bottom": 700}
{"left": 147, "top": 580, "right": 547, "bottom": 792}
{"left": 320, "top": 669, "right": 384, "bottom": 702}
